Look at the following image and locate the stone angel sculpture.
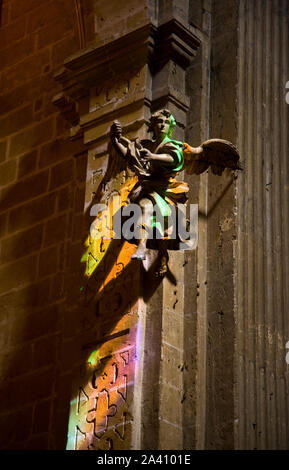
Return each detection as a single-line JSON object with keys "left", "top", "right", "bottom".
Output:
{"left": 107, "top": 108, "right": 241, "bottom": 275}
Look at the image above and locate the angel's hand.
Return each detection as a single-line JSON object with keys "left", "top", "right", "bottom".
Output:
{"left": 139, "top": 148, "right": 154, "bottom": 161}
{"left": 110, "top": 121, "right": 122, "bottom": 140}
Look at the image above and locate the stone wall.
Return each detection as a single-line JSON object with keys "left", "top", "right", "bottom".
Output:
{"left": 0, "top": 0, "right": 92, "bottom": 449}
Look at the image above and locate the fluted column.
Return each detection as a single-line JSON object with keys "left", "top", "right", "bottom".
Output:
{"left": 236, "top": 0, "right": 289, "bottom": 450}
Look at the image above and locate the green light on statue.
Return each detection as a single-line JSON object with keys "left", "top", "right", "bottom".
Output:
{"left": 87, "top": 350, "right": 99, "bottom": 367}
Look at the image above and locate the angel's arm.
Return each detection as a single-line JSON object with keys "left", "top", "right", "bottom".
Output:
{"left": 110, "top": 121, "right": 131, "bottom": 159}
{"left": 140, "top": 149, "right": 174, "bottom": 163}
{"left": 183, "top": 144, "right": 203, "bottom": 155}
{"left": 183, "top": 140, "right": 241, "bottom": 175}
{"left": 112, "top": 138, "right": 129, "bottom": 158}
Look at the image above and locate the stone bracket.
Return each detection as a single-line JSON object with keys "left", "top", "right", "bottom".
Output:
{"left": 54, "top": 24, "right": 155, "bottom": 98}
{"left": 52, "top": 92, "right": 79, "bottom": 126}
{"left": 53, "top": 19, "right": 201, "bottom": 129}
{"left": 151, "top": 18, "right": 201, "bottom": 71}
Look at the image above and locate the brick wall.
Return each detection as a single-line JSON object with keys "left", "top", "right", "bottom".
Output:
{"left": 0, "top": 0, "right": 91, "bottom": 449}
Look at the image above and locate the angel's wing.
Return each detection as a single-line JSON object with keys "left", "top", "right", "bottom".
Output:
{"left": 183, "top": 139, "right": 241, "bottom": 176}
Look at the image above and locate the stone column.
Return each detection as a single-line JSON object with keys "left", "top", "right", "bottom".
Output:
{"left": 136, "top": 1, "right": 202, "bottom": 450}
{"left": 236, "top": 0, "right": 289, "bottom": 450}
{"left": 203, "top": 0, "right": 239, "bottom": 449}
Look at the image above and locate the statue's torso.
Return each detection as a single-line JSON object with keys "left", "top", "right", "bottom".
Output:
{"left": 140, "top": 138, "right": 184, "bottom": 180}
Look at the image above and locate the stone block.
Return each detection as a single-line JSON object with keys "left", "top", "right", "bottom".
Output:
{"left": 163, "top": 252, "right": 184, "bottom": 315}
{"left": 158, "top": 419, "right": 183, "bottom": 450}
{"left": 38, "top": 19, "right": 73, "bottom": 49}
{"left": 0, "top": 141, "right": 7, "bottom": 163}
{"left": 9, "top": 119, "right": 54, "bottom": 158}
{"left": 1, "top": 49, "right": 50, "bottom": 94}
{"left": 0, "top": 160, "right": 17, "bottom": 186}
{"left": 17, "top": 150, "right": 38, "bottom": 179}
{"left": 56, "top": 185, "right": 72, "bottom": 212}
{"left": 0, "top": 36, "right": 35, "bottom": 70}
{"left": 10, "top": 0, "right": 43, "bottom": 19}
{"left": 8, "top": 192, "right": 56, "bottom": 233}
{"left": 56, "top": 242, "right": 67, "bottom": 272}
{"left": 75, "top": 153, "right": 87, "bottom": 183}
{"left": 159, "top": 382, "right": 183, "bottom": 426}
{"left": 0, "top": 79, "right": 40, "bottom": 115}
{"left": 11, "top": 305, "right": 60, "bottom": 344}
{"left": 38, "top": 245, "right": 59, "bottom": 278}
{"left": 50, "top": 408, "right": 71, "bottom": 449}
{"left": 0, "top": 16, "right": 26, "bottom": 46}
{"left": 160, "top": 342, "right": 183, "bottom": 389}
{"left": 50, "top": 272, "right": 64, "bottom": 301}
{"left": 189, "top": 1, "right": 203, "bottom": 28}
{"left": 27, "top": 2, "right": 70, "bottom": 34}
{"left": 0, "top": 254, "right": 38, "bottom": 295}
{"left": 32, "top": 400, "right": 52, "bottom": 435}
{"left": 0, "top": 169, "right": 49, "bottom": 211}
{"left": 0, "top": 406, "right": 33, "bottom": 448}
{"left": 0, "top": 105, "right": 34, "bottom": 140}
{"left": 39, "top": 138, "right": 83, "bottom": 168}
{"left": 0, "top": 212, "right": 7, "bottom": 238}
{"left": 51, "top": 34, "right": 78, "bottom": 67}
{"left": 126, "top": 10, "right": 149, "bottom": 31}
{"left": 0, "top": 279, "right": 51, "bottom": 316}
{"left": 0, "top": 2, "right": 11, "bottom": 27}
{"left": 32, "top": 335, "right": 59, "bottom": 369}
{"left": 44, "top": 214, "right": 67, "bottom": 246}
{"left": 49, "top": 160, "right": 74, "bottom": 191}
{"left": 73, "top": 185, "right": 85, "bottom": 212}
{"left": 0, "top": 320, "right": 10, "bottom": 350}
{"left": 72, "top": 214, "right": 84, "bottom": 242}
{"left": 0, "top": 224, "right": 43, "bottom": 264}
{"left": 0, "top": 344, "right": 33, "bottom": 380}
{"left": 22, "top": 368, "right": 55, "bottom": 404}
{"left": 161, "top": 310, "right": 184, "bottom": 351}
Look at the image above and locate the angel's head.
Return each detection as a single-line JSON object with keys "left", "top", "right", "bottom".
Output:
{"left": 148, "top": 109, "right": 176, "bottom": 141}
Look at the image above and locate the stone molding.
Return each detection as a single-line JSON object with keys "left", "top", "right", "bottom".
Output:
{"left": 152, "top": 18, "right": 201, "bottom": 71}
{"left": 54, "top": 24, "right": 154, "bottom": 99}
{"left": 53, "top": 19, "right": 201, "bottom": 130}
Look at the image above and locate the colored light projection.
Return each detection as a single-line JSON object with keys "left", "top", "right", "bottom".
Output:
{"left": 66, "top": 175, "right": 141, "bottom": 450}
{"left": 66, "top": 321, "right": 140, "bottom": 450}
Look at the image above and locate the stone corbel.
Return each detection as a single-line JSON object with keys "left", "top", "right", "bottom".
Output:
{"left": 52, "top": 92, "right": 79, "bottom": 127}
{"left": 58, "top": 24, "right": 155, "bottom": 91}
{"left": 53, "top": 23, "right": 156, "bottom": 143}
{"left": 151, "top": 19, "right": 201, "bottom": 131}
{"left": 151, "top": 18, "right": 201, "bottom": 72}
{"left": 53, "top": 18, "right": 201, "bottom": 142}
